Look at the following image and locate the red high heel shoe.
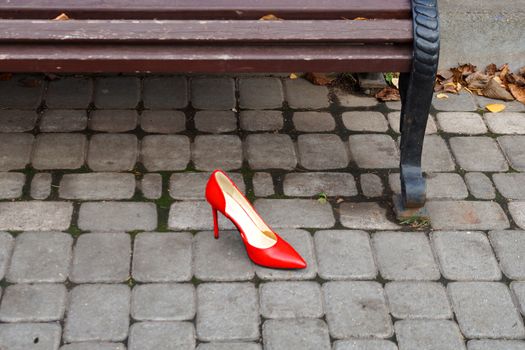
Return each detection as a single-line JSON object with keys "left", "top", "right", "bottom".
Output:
{"left": 205, "top": 169, "right": 307, "bottom": 269}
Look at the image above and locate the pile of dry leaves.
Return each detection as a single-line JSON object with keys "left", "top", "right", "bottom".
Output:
{"left": 435, "top": 63, "right": 525, "bottom": 107}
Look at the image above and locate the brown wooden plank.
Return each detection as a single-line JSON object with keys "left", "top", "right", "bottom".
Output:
{"left": 0, "top": 44, "right": 412, "bottom": 73}
{"left": 0, "top": 20, "right": 412, "bottom": 44}
{"left": 0, "top": 0, "right": 411, "bottom": 20}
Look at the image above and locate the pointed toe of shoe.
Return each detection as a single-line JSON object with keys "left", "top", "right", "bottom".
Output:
{"left": 246, "top": 235, "right": 307, "bottom": 269}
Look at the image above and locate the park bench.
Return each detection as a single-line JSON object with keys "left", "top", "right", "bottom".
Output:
{"left": 0, "top": 0, "right": 439, "bottom": 214}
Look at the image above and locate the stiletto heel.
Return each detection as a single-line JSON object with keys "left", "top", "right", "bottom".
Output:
{"left": 205, "top": 169, "right": 307, "bottom": 269}
{"left": 212, "top": 208, "right": 219, "bottom": 239}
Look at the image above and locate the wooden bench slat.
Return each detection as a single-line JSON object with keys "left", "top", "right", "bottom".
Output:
{"left": 0, "top": 0, "right": 411, "bottom": 19}
{"left": 0, "top": 44, "right": 412, "bottom": 73}
{"left": 0, "top": 20, "right": 412, "bottom": 44}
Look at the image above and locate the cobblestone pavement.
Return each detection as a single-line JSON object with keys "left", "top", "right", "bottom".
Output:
{"left": 1, "top": 74, "right": 525, "bottom": 350}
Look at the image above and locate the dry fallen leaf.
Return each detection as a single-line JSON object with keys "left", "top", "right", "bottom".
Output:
{"left": 436, "top": 93, "right": 449, "bottom": 99}
{"left": 289, "top": 73, "right": 299, "bottom": 80}
{"left": 259, "top": 14, "right": 282, "bottom": 20}
{"left": 54, "top": 13, "right": 70, "bottom": 20}
{"left": 375, "top": 87, "right": 400, "bottom": 101}
{"left": 0, "top": 73, "right": 12, "bottom": 81}
{"left": 485, "top": 104, "right": 506, "bottom": 113}
{"left": 509, "top": 84, "right": 525, "bottom": 104}
{"left": 482, "top": 78, "right": 514, "bottom": 101}
{"left": 304, "top": 72, "right": 335, "bottom": 86}
{"left": 485, "top": 63, "right": 497, "bottom": 76}
{"left": 466, "top": 71, "right": 490, "bottom": 90}
{"left": 353, "top": 17, "right": 368, "bottom": 20}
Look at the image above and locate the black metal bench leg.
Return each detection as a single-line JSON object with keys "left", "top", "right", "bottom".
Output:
{"left": 398, "top": 0, "right": 439, "bottom": 209}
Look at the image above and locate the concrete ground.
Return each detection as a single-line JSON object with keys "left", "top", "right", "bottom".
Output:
{"left": 0, "top": 74, "right": 525, "bottom": 350}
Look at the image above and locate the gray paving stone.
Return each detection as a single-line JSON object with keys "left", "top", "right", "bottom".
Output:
{"left": 0, "top": 232, "right": 14, "bottom": 280}
{"left": 484, "top": 112, "right": 525, "bottom": 134}
{"left": 372, "top": 231, "right": 440, "bottom": 281}
{"left": 0, "top": 202, "right": 73, "bottom": 231}
{"left": 436, "top": 112, "right": 488, "bottom": 134}
{"left": 191, "top": 77, "right": 235, "bottom": 110}
{"left": 509, "top": 202, "right": 525, "bottom": 230}
{"left": 168, "top": 201, "right": 235, "bottom": 231}
{"left": 333, "top": 340, "right": 397, "bottom": 350}
{"left": 60, "top": 343, "right": 126, "bottom": 350}
{"left": 194, "top": 111, "right": 237, "bottom": 133}
{"left": 255, "top": 229, "right": 317, "bottom": 281}
{"left": 192, "top": 135, "right": 242, "bottom": 170}
{"left": 140, "top": 173, "right": 162, "bottom": 199}
{"left": 283, "top": 79, "right": 329, "bottom": 109}
{"left": 194, "top": 230, "right": 254, "bottom": 281}
{"left": 0, "top": 110, "right": 38, "bottom": 132}
{"left": 468, "top": 340, "right": 525, "bottom": 350}
{"left": 7, "top": 231, "right": 72, "bottom": 283}
{"left": 197, "top": 343, "right": 261, "bottom": 350}
{"left": 450, "top": 136, "right": 508, "bottom": 171}
{"left": 427, "top": 200, "right": 509, "bottom": 230}
{"left": 420, "top": 135, "right": 456, "bottom": 172}
{"left": 498, "top": 135, "right": 525, "bottom": 171}
{"left": 387, "top": 112, "right": 437, "bottom": 134}
{"left": 293, "top": 111, "right": 335, "bottom": 132}
{"left": 386, "top": 101, "right": 402, "bottom": 110}
{"left": 0, "top": 323, "right": 61, "bottom": 350}
{"left": 260, "top": 281, "right": 323, "bottom": 319}
{"left": 465, "top": 172, "right": 495, "bottom": 199}
{"left": 334, "top": 90, "right": 378, "bottom": 107}
{"left": 64, "top": 284, "right": 130, "bottom": 343}
{"left": 239, "top": 77, "right": 284, "bottom": 109}
{"left": 169, "top": 172, "right": 244, "bottom": 200}
{"left": 0, "top": 284, "right": 67, "bottom": 322}
{"left": 489, "top": 230, "right": 525, "bottom": 279}
{"left": 343, "top": 111, "right": 389, "bottom": 132}
{"left": 39, "top": 109, "right": 87, "bottom": 132}
{"left": 315, "top": 230, "right": 376, "bottom": 280}
{"left": 0, "top": 74, "right": 44, "bottom": 109}
{"left": 143, "top": 76, "right": 188, "bottom": 109}
{"left": 360, "top": 173, "right": 384, "bottom": 197}
{"left": 432, "top": 91, "right": 477, "bottom": 111}
{"left": 254, "top": 199, "right": 335, "bottom": 228}
{"left": 140, "top": 135, "right": 189, "bottom": 171}
{"left": 252, "top": 172, "right": 274, "bottom": 197}
{"left": 0, "top": 172, "right": 25, "bottom": 199}
{"left": 196, "top": 282, "right": 259, "bottom": 341}
{"left": 59, "top": 172, "right": 135, "bottom": 200}
{"left": 87, "top": 133, "right": 137, "bottom": 171}
{"left": 339, "top": 202, "right": 400, "bottom": 230}
{"left": 283, "top": 172, "right": 357, "bottom": 197}
{"left": 448, "top": 282, "right": 525, "bottom": 339}
{"left": 431, "top": 231, "right": 501, "bottom": 281}
{"left": 70, "top": 232, "right": 131, "bottom": 283}
{"left": 139, "top": 110, "right": 186, "bottom": 133}
{"left": 30, "top": 173, "right": 52, "bottom": 200}
{"left": 263, "top": 319, "right": 330, "bottom": 350}
{"left": 349, "top": 134, "right": 399, "bottom": 169}
{"left": 94, "top": 77, "right": 140, "bottom": 108}
{"left": 88, "top": 110, "right": 138, "bottom": 132}
{"left": 511, "top": 281, "right": 525, "bottom": 316}
{"left": 131, "top": 283, "right": 195, "bottom": 321}
{"left": 78, "top": 202, "right": 157, "bottom": 232}
{"left": 323, "top": 281, "right": 393, "bottom": 339}
{"left": 493, "top": 173, "right": 525, "bottom": 199}
{"left": 245, "top": 134, "right": 296, "bottom": 170}
{"left": 46, "top": 76, "right": 92, "bottom": 108}
{"left": 297, "top": 134, "right": 349, "bottom": 170}
{"left": 132, "top": 232, "right": 192, "bottom": 282}
{"left": 0, "top": 133, "right": 34, "bottom": 171}
{"left": 390, "top": 173, "right": 468, "bottom": 200}
{"left": 239, "top": 110, "right": 283, "bottom": 131}
{"left": 395, "top": 320, "right": 466, "bottom": 350}
{"left": 32, "top": 133, "right": 87, "bottom": 170}
{"left": 385, "top": 282, "right": 452, "bottom": 319}
{"left": 128, "top": 321, "right": 195, "bottom": 350}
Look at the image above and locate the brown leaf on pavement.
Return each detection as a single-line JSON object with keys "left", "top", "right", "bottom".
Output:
{"left": 375, "top": 87, "right": 400, "bottom": 101}
{"left": 466, "top": 71, "right": 490, "bottom": 90}
{"left": 53, "top": 13, "right": 70, "bottom": 20}
{"left": 304, "top": 72, "right": 336, "bottom": 86}
{"left": 482, "top": 78, "right": 514, "bottom": 101}
{"left": 485, "top": 63, "right": 497, "bottom": 76}
{"left": 259, "top": 14, "right": 283, "bottom": 20}
{"left": 509, "top": 84, "right": 525, "bottom": 104}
